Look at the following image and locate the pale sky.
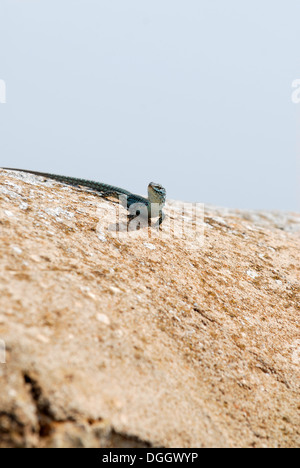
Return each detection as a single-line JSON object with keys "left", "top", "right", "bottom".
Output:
{"left": 0, "top": 0, "right": 299, "bottom": 211}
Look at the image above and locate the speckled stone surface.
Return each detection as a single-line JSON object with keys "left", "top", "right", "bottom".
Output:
{"left": 0, "top": 169, "right": 299, "bottom": 447}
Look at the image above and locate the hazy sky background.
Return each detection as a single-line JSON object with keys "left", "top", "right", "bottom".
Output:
{"left": 0, "top": 0, "right": 299, "bottom": 211}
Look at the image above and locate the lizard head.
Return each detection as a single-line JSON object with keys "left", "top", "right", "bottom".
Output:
{"left": 148, "top": 182, "right": 166, "bottom": 207}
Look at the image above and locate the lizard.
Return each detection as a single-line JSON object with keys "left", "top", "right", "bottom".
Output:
{"left": 1, "top": 168, "right": 166, "bottom": 225}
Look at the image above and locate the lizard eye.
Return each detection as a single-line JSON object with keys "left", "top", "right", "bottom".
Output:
{"left": 149, "top": 182, "right": 163, "bottom": 190}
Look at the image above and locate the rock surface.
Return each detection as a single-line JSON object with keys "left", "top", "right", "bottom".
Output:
{"left": 0, "top": 169, "right": 299, "bottom": 448}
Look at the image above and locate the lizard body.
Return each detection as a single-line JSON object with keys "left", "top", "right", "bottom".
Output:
{"left": 1, "top": 168, "right": 166, "bottom": 223}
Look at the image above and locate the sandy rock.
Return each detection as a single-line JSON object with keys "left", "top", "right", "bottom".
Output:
{"left": 0, "top": 169, "right": 299, "bottom": 448}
